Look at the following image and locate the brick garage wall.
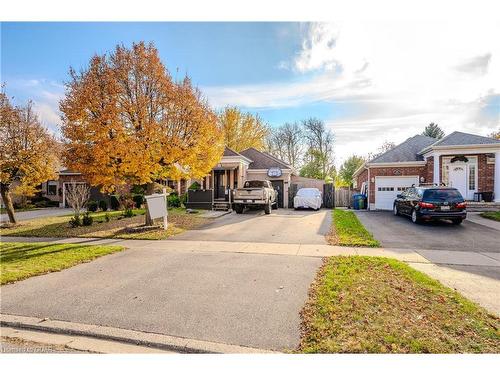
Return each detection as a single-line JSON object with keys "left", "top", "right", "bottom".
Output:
{"left": 478, "top": 154, "right": 495, "bottom": 192}
{"left": 426, "top": 156, "right": 434, "bottom": 183}
{"left": 356, "top": 168, "right": 368, "bottom": 190}
{"left": 367, "top": 166, "right": 427, "bottom": 204}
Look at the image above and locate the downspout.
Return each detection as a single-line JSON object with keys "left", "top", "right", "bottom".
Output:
{"left": 367, "top": 167, "right": 370, "bottom": 211}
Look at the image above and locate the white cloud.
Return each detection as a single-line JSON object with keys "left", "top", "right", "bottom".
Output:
{"left": 204, "top": 19, "right": 500, "bottom": 166}
{"left": 9, "top": 79, "right": 64, "bottom": 134}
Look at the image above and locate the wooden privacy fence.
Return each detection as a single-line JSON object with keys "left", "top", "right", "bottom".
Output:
{"left": 335, "top": 188, "right": 353, "bottom": 208}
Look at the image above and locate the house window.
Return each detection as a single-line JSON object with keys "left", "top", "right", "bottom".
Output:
{"left": 468, "top": 165, "right": 476, "bottom": 190}
{"left": 47, "top": 181, "right": 58, "bottom": 195}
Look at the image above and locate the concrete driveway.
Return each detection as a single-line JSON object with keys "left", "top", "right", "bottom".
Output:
{"left": 0, "top": 208, "right": 73, "bottom": 223}
{"left": 0, "top": 248, "right": 321, "bottom": 351}
{"left": 173, "top": 208, "right": 331, "bottom": 244}
{"left": 355, "top": 210, "right": 500, "bottom": 253}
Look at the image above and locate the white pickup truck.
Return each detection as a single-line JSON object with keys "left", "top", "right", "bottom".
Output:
{"left": 233, "top": 180, "right": 277, "bottom": 214}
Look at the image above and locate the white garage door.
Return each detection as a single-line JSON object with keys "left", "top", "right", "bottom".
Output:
{"left": 375, "top": 176, "right": 419, "bottom": 210}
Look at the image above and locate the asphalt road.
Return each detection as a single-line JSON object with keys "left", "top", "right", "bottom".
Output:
{"left": 355, "top": 210, "right": 500, "bottom": 253}
{"left": 1, "top": 248, "right": 322, "bottom": 351}
{"left": 0, "top": 208, "right": 73, "bottom": 223}
{"left": 173, "top": 208, "right": 331, "bottom": 244}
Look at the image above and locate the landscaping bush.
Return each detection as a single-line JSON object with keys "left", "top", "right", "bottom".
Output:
{"left": 34, "top": 201, "right": 48, "bottom": 208}
{"left": 82, "top": 212, "right": 93, "bottom": 226}
{"left": 99, "top": 200, "right": 108, "bottom": 211}
{"left": 132, "top": 194, "right": 144, "bottom": 209}
{"left": 131, "top": 185, "right": 146, "bottom": 195}
{"left": 13, "top": 202, "right": 36, "bottom": 210}
{"left": 30, "top": 196, "right": 60, "bottom": 208}
{"left": 69, "top": 215, "right": 81, "bottom": 228}
{"left": 87, "top": 200, "right": 98, "bottom": 212}
{"left": 188, "top": 181, "right": 201, "bottom": 190}
{"left": 180, "top": 192, "right": 187, "bottom": 207}
{"left": 167, "top": 192, "right": 181, "bottom": 208}
{"left": 119, "top": 194, "right": 136, "bottom": 218}
{"left": 123, "top": 208, "right": 134, "bottom": 218}
{"left": 110, "top": 195, "right": 120, "bottom": 210}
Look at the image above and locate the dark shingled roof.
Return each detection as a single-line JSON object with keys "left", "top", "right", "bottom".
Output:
{"left": 239, "top": 148, "right": 291, "bottom": 170}
{"left": 429, "top": 131, "right": 500, "bottom": 147}
{"left": 370, "top": 135, "right": 436, "bottom": 163}
{"left": 223, "top": 147, "right": 241, "bottom": 157}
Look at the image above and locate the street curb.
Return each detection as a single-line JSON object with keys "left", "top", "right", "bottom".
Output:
{"left": 0, "top": 314, "right": 276, "bottom": 354}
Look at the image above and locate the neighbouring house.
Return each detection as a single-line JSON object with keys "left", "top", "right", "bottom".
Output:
{"left": 187, "top": 147, "right": 327, "bottom": 210}
{"left": 38, "top": 169, "right": 192, "bottom": 208}
{"left": 40, "top": 169, "right": 110, "bottom": 208}
{"left": 354, "top": 131, "right": 500, "bottom": 210}
{"left": 12, "top": 147, "right": 326, "bottom": 211}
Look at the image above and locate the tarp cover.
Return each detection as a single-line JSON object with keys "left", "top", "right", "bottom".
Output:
{"left": 294, "top": 188, "right": 322, "bottom": 209}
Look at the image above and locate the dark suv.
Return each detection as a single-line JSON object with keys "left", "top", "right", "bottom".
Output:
{"left": 393, "top": 186, "right": 467, "bottom": 224}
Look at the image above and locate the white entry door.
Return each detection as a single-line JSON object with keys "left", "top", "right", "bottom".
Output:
{"left": 448, "top": 163, "right": 467, "bottom": 198}
{"left": 375, "top": 176, "right": 419, "bottom": 210}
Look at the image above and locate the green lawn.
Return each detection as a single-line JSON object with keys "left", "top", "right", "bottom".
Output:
{"left": 480, "top": 211, "right": 500, "bottom": 222}
{"left": 327, "top": 209, "right": 380, "bottom": 247}
{"left": 0, "top": 208, "right": 208, "bottom": 240}
{"left": 1, "top": 242, "right": 124, "bottom": 284}
{"left": 300, "top": 256, "right": 500, "bottom": 353}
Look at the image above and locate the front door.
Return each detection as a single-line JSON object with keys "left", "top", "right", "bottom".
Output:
{"left": 214, "top": 171, "right": 226, "bottom": 199}
{"left": 448, "top": 164, "right": 467, "bottom": 198}
{"left": 270, "top": 180, "right": 284, "bottom": 208}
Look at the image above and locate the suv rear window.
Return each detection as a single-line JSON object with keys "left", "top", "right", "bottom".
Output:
{"left": 423, "top": 189, "right": 463, "bottom": 201}
{"left": 244, "top": 181, "right": 265, "bottom": 188}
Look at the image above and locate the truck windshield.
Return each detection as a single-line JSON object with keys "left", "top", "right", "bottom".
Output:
{"left": 244, "top": 181, "right": 265, "bottom": 188}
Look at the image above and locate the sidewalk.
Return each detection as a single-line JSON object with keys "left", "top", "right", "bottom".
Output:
{"left": 466, "top": 212, "right": 500, "bottom": 231}
{"left": 2, "top": 236, "right": 499, "bottom": 315}
{"left": 2, "top": 236, "right": 500, "bottom": 266}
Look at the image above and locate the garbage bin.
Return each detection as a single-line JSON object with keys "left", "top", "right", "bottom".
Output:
{"left": 482, "top": 192, "right": 494, "bottom": 202}
{"left": 352, "top": 194, "right": 366, "bottom": 210}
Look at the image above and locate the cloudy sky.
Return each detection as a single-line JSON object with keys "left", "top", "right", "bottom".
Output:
{"left": 1, "top": 20, "right": 499, "bottom": 166}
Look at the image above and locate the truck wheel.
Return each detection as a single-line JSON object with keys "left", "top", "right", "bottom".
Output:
{"left": 234, "top": 205, "right": 243, "bottom": 214}
{"left": 264, "top": 201, "right": 271, "bottom": 214}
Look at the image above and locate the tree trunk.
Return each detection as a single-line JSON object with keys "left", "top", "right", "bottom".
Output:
{"left": 0, "top": 185, "right": 17, "bottom": 224}
{"left": 145, "top": 182, "right": 155, "bottom": 226}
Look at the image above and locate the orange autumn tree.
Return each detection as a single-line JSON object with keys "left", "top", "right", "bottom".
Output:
{"left": 0, "top": 91, "right": 59, "bottom": 224}
{"left": 60, "top": 42, "right": 224, "bottom": 224}
{"left": 218, "top": 106, "right": 269, "bottom": 152}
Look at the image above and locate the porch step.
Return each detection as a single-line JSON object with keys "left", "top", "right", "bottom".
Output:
{"left": 212, "top": 202, "right": 231, "bottom": 211}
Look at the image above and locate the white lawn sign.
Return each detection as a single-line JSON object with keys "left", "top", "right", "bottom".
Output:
{"left": 144, "top": 188, "right": 169, "bottom": 230}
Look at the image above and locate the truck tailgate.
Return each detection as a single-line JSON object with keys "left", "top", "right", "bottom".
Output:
{"left": 235, "top": 188, "right": 264, "bottom": 200}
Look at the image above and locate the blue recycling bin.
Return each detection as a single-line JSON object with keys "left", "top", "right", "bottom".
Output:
{"left": 352, "top": 194, "right": 366, "bottom": 210}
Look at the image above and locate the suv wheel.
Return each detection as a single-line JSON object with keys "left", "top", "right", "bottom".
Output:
{"left": 264, "top": 201, "right": 271, "bottom": 214}
{"left": 393, "top": 204, "right": 399, "bottom": 216}
{"left": 411, "top": 209, "right": 420, "bottom": 224}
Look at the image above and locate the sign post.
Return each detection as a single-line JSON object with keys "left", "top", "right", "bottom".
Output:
{"left": 144, "top": 188, "right": 169, "bottom": 230}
